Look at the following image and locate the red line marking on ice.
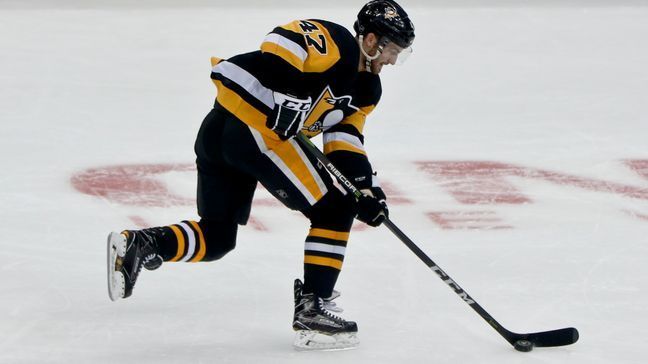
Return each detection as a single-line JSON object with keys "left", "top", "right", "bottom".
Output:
{"left": 417, "top": 161, "right": 531, "bottom": 204}
{"left": 71, "top": 164, "right": 195, "bottom": 207}
{"left": 626, "top": 160, "right": 648, "bottom": 180}
{"left": 248, "top": 216, "right": 269, "bottom": 232}
{"left": 71, "top": 160, "right": 648, "bottom": 230}
{"left": 351, "top": 222, "right": 369, "bottom": 231}
{"left": 381, "top": 181, "right": 412, "bottom": 205}
{"left": 623, "top": 210, "right": 648, "bottom": 222}
{"left": 128, "top": 215, "right": 150, "bottom": 228}
{"left": 427, "top": 211, "right": 513, "bottom": 230}
{"left": 418, "top": 160, "right": 648, "bottom": 204}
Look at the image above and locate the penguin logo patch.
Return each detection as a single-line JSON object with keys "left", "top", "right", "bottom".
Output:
{"left": 302, "top": 86, "right": 358, "bottom": 135}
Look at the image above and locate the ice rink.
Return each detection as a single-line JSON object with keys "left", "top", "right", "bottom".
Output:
{"left": 1, "top": 0, "right": 647, "bottom": 363}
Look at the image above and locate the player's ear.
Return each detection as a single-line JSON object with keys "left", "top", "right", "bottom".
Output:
{"left": 364, "top": 32, "right": 379, "bottom": 48}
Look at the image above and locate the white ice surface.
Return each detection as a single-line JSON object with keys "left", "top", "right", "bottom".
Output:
{"left": 1, "top": 1, "right": 647, "bottom": 363}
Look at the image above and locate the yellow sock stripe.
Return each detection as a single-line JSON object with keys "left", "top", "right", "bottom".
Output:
{"left": 304, "top": 255, "right": 343, "bottom": 270}
{"left": 188, "top": 220, "right": 206, "bottom": 262}
{"left": 168, "top": 225, "right": 185, "bottom": 262}
{"left": 308, "top": 228, "right": 349, "bottom": 242}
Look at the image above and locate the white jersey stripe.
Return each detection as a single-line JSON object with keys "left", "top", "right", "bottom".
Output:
{"left": 323, "top": 132, "right": 365, "bottom": 151}
{"left": 266, "top": 150, "right": 318, "bottom": 205}
{"left": 289, "top": 138, "right": 328, "bottom": 198}
{"left": 212, "top": 61, "right": 274, "bottom": 109}
{"left": 178, "top": 222, "right": 196, "bottom": 262}
{"left": 305, "top": 242, "right": 347, "bottom": 256}
{"left": 248, "top": 125, "right": 269, "bottom": 151}
{"left": 263, "top": 33, "right": 308, "bottom": 62}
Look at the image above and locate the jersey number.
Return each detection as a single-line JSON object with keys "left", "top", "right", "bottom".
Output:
{"left": 305, "top": 34, "right": 327, "bottom": 54}
{"left": 299, "top": 20, "right": 327, "bottom": 55}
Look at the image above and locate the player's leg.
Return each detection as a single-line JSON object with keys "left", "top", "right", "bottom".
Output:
{"left": 107, "top": 106, "right": 256, "bottom": 301}
{"left": 292, "top": 189, "right": 360, "bottom": 350}
{"left": 300, "top": 187, "right": 357, "bottom": 297}
{"left": 217, "top": 115, "right": 360, "bottom": 349}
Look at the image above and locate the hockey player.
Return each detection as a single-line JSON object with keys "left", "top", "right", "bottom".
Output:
{"left": 107, "top": 0, "right": 414, "bottom": 351}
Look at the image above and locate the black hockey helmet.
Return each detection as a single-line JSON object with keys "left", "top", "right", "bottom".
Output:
{"left": 353, "top": 0, "right": 415, "bottom": 49}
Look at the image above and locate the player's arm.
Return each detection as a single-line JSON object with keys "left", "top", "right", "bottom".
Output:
{"left": 323, "top": 72, "right": 381, "bottom": 190}
{"left": 324, "top": 72, "right": 387, "bottom": 226}
{"left": 323, "top": 110, "right": 374, "bottom": 189}
{"left": 259, "top": 22, "right": 317, "bottom": 139}
{"left": 325, "top": 112, "right": 389, "bottom": 227}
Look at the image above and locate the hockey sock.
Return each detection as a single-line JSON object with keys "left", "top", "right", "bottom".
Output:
{"left": 303, "top": 227, "right": 349, "bottom": 298}
{"left": 150, "top": 219, "right": 237, "bottom": 262}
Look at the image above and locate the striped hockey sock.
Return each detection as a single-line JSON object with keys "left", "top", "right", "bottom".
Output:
{"left": 303, "top": 227, "right": 349, "bottom": 298}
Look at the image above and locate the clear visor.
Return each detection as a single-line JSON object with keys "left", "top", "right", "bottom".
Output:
{"left": 378, "top": 37, "right": 413, "bottom": 65}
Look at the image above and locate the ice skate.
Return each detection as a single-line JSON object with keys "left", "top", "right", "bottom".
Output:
{"left": 107, "top": 230, "right": 162, "bottom": 301}
{"left": 292, "top": 279, "right": 359, "bottom": 351}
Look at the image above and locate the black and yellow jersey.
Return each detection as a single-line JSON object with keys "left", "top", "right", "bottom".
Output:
{"left": 210, "top": 19, "right": 382, "bottom": 189}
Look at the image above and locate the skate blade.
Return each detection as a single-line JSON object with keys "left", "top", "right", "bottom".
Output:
{"left": 107, "top": 232, "right": 126, "bottom": 301}
{"left": 293, "top": 330, "right": 359, "bottom": 351}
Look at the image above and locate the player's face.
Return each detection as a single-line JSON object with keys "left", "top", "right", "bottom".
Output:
{"left": 371, "top": 39, "right": 412, "bottom": 74}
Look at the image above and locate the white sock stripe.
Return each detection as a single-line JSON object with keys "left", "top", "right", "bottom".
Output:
{"left": 178, "top": 222, "right": 196, "bottom": 262}
{"left": 305, "top": 242, "right": 347, "bottom": 256}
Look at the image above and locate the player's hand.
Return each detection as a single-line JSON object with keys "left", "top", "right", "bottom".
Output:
{"left": 266, "top": 92, "right": 312, "bottom": 140}
{"left": 356, "top": 187, "right": 389, "bottom": 227}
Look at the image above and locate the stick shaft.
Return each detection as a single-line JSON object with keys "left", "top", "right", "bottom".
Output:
{"left": 295, "top": 133, "right": 578, "bottom": 347}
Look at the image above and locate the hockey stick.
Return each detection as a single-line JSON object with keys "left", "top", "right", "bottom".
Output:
{"left": 296, "top": 133, "right": 579, "bottom": 351}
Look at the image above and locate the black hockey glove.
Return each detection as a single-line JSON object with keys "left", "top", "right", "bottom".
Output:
{"left": 356, "top": 187, "right": 389, "bottom": 227}
{"left": 266, "top": 91, "right": 312, "bottom": 140}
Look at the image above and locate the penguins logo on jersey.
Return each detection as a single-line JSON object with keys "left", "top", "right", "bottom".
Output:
{"left": 303, "top": 86, "right": 358, "bottom": 134}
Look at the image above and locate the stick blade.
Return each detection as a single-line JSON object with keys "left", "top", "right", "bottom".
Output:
{"left": 520, "top": 327, "right": 579, "bottom": 347}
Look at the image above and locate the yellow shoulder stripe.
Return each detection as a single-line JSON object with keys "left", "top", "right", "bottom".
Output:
{"left": 274, "top": 20, "right": 341, "bottom": 73}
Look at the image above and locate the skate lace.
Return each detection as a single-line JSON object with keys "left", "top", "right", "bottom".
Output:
{"left": 130, "top": 230, "right": 161, "bottom": 283}
{"left": 318, "top": 298, "right": 345, "bottom": 322}
{"left": 143, "top": 253, "right": 158, "bottom": 264}
{"left": 322, "top": 290, "right": 343, "bottom": 313}
{"left": 138, "top": 230, "right": 158, "bottom": 252}
{"left": 140, "top": 230, "right": 163, "bottom": 258}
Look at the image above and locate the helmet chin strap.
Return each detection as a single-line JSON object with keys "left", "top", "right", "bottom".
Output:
{"left": 358, "top": 35, "right": 382, "bottom": 72}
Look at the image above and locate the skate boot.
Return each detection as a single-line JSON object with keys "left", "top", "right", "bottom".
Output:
{"left": 292, "top": 279, "right": 359, "bottom": 351}
{"left": 107, "top": 229, "right": 163, "bottom": 301}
